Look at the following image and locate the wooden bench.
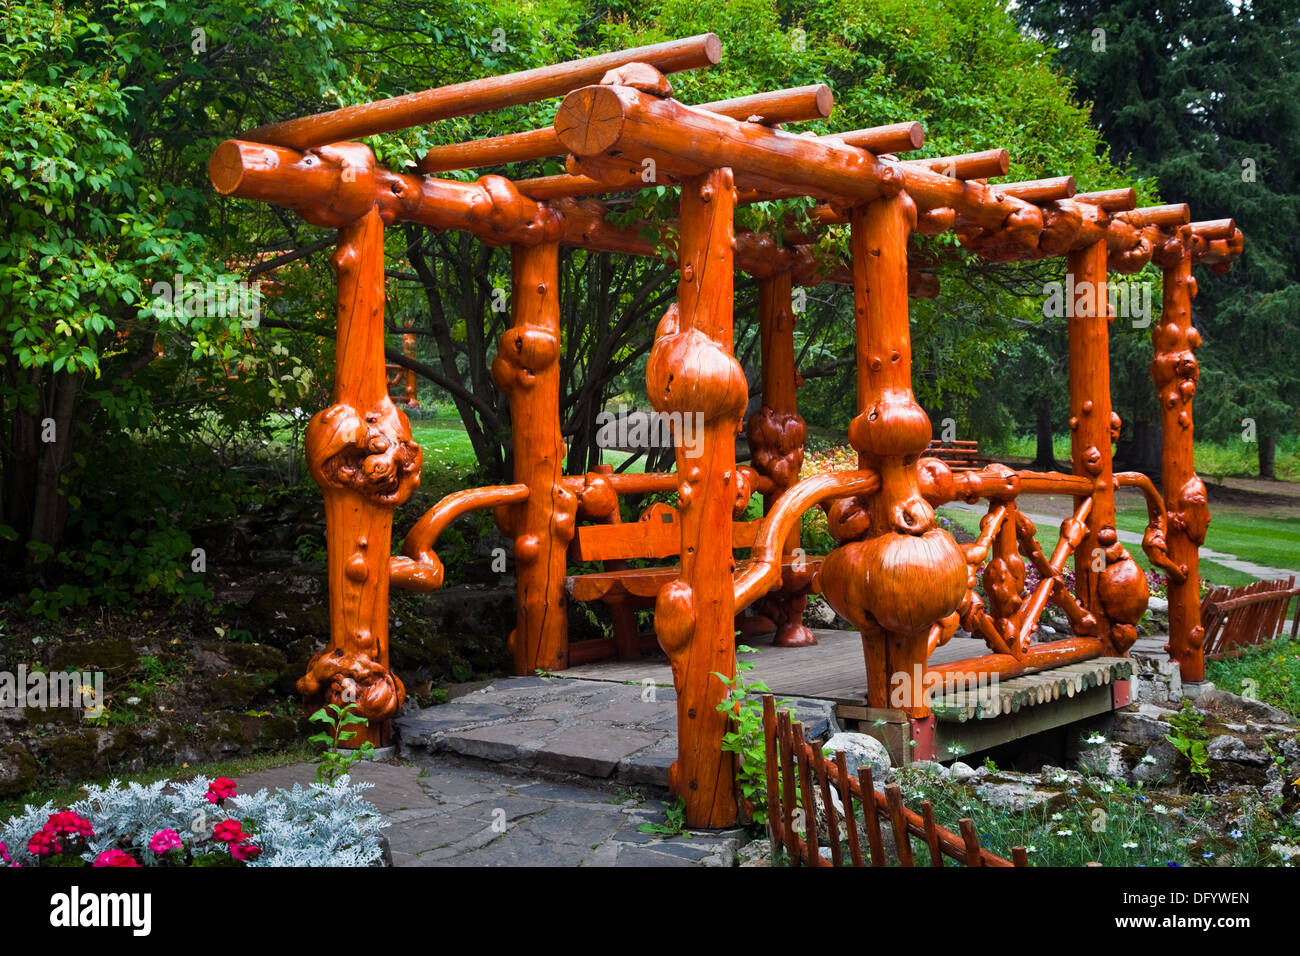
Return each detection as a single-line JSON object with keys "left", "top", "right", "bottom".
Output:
{"left": 1201, "top": 576, "right": 1300, "bottom": 660}
{"left": 565, "top": 500, "right": 823, "bottom": 664}
{"left": 925, "top": 439, "right": 985, "bottom": 472}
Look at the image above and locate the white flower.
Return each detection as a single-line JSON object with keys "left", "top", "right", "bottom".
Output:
{"left": 1141, "top": 755, "right": 1157, "bottom": 765}
{"left": 1056, "top": 829, "right": 1074, "bottom": 837}
{"left": 126, "top": 697, "right": 141, "bottom": 706}
{"left": 1051, "top": 812, "right": 1064, "bottom": 822}
{"left": 1123, "top": 841, "right": 1139, "bottom": 849}
{"left": 1153, "top": 804, "right": 1169, "bottom": 815}
{"left": 1086, "top": 734, "right": 1107, "bottom": 745}
{"left": 1026, "top": 845, "right": 1038, "bottom": 853}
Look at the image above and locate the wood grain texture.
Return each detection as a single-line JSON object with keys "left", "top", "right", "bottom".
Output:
{"left": 492, "top": 241, "right": 575, "bottom": 674}
{"left": 646, "top": 168, "right": 745, "bottom": 828}
{"left": 298, "top": 206, "right": 421, "bottom": 746}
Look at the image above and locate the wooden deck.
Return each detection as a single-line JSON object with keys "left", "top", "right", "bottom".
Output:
{"left": 564, "top": 628, "right": 1133, "bottom": 761}
{"left": 564, "top": 628, "right": 1076, "bottom": 707}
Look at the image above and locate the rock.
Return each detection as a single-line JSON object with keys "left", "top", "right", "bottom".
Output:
{"left": 1201, "top": 688, "right": 1297, "bottom": 726}
{"left": 975, "top": 780, "right": 1054, "bottom": 811}
{"left": 949, "top": 761, "right": 976, "bottom": 783}
{"left": 1132, "top": 738, "right": 1180, "bottom": 784}
{"left": 1111, "top": 707, "right": 1174, "bottom": 746}
{"left": 0, "top": 743, "right": 38, "bottom": 797}
{"left": 1206, "top": 735, "right": 1269, "bottom": 765}
{"left": 1077, "top": 743, "right": 1127, "bottom": 779}
{"left": 803, "top": 596, "right": 838, "bottom": 628}
{"left": 822, "top": 732, "right": 891, "bottom": 781}
{"left": 737, "top": 839, "right": 772, "bottom": 867}
{"left": 50, "top": 637, "right": 137, "bottom": 675}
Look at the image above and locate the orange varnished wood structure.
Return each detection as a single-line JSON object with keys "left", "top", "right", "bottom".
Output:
{"left": 209, "top": 36, "right": 1243, "bottom": 824}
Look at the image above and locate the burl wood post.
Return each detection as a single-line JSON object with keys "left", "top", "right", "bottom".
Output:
{"left": 1066, "top": 241, "right": 1146, "bottom": 656}
{"left": 492, "top": 241, "right": 576, "bottom": 675}
{"left": 748, "top": 268, "right": 815, "bottom": 646}
{"left": 647, "top": 168, "right": 747, "bottom": 828}
{"left": 1153, "top": 247, "right": 1210, "bottom": 680}
{"left": 299, "top": 204, "right": 422, "bottom": 747}
{"left": 819, "top": 194, "right": 967, "bottom": 718}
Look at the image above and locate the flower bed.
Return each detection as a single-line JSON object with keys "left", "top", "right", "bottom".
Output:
{"left": 0, "top": 774, "right": 387, "bottom": 867}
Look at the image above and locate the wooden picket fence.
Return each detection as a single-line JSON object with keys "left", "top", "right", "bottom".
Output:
{"left": 1201, "top": 576, "right": 1300, "bottom": 660}
{"left": 761, "top": 695, "right": 1027, "bottom": 867}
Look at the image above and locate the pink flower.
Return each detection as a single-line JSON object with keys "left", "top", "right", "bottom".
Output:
{"left": 229, "top": 841, "right": 262, "bottom": 862}
{"left": 206, "top": 778, "right": 237, "bottom": 803}
{"left": 45, "top": 811, "right": 93, "bottom": 838}
{"left": 93, "top": 849, "right": 141, "bottom": 868}
{"left": 213, "top": 819, "right": 244, "bottom": 843}
{"left": 0, "top": 841, "right": 9, "bottom": 865}
{"left": 27, "top": 828, "right": 61, "bottom": 857}
{"left": 149, "top": 829, "right": 182, "bottom": 854}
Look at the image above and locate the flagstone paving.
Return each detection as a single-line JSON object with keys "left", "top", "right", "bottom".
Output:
{"left": 237, "top": 758, "right": 749, "bottom": 867}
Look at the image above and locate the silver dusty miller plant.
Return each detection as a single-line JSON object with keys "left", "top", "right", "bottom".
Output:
{"left": 0, "top": 774, "right": 387, "bottom": 867}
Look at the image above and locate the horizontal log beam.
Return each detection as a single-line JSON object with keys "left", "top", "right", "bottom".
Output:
{"left": 245, "top": 34, "right": 722, "bottom": 149}
{"left": 555, "top": 85, "right": 1043, "bottom": 237}
{"left": 419, "top": 84, "right": 835, "bottom": 174}
{"left": 902, "top": 149, "right": 1009, "bottom": 180}
{"left": 1074, "top": 187, "right": 1136, "bottom": 211}
{"left": 998, "top": 176, "right": 1076, "bottom": 203}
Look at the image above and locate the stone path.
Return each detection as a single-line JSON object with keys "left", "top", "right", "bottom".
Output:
{"left": 394, "top": 673, "right": 835, "bottom": 789}
{"left": 238, "top": 758, "right": 750, "bottom": 867}
{"left": 945, "top": 500, "right": 1296, "bottom": 581}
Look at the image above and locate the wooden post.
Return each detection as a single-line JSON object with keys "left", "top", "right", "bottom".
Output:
{"left": 492, "top": 241, "right": 576, "bottom": 674}
{"left": 818, "top": 193, "right": 967, "bottom": 717}
{"left": 647, "top": 167, "right": 746, "bottom": 828}
{"left": 1066, "top": 240, "right": 1147, "bottom": 655}
{"left": 1067, "top": 240, "right": 1116, "bottom": 644}
{"left": 299, "top": 206, "right": 422, "bottom": 746}
{"left": 1153, "top": 249, "right": 1210, "bottom": 680}
{"left": 748, "top": 268, "right": 815, "bottom": 646}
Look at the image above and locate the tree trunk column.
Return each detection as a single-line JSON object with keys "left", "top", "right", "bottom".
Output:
{"left": 1154, "top": 253, "right": 1210, "bottom": 680}
{"left": 492, "top": 241, "right": 575, "bottom": 675}
{"left": 819, "top": 194, "right": 967, "bottom": 718}
{"left": 748, "top": 268, "right": 814, "bottom": 646}
{"left": 1067, "top": 240, "right": 1147, "bottom": 656}
{"left": 300, "top": 206, "right": 422, "bottom": 747}
{"left": 1067, "top": 241, "right": 1116, "bottom": 642}
{"left": 647, "top": 168, "right": 746, "bottom": 828}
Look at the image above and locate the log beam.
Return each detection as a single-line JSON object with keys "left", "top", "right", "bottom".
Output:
{"left": 245, "top": 34, "right": 723, "bottom": 148}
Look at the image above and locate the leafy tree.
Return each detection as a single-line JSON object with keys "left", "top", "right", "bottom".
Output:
{"left": 0, "top": 0, "right": 362, "bottom": 584}
{"left": 1016, "top": 0, "right": 1300, "bottom": 477}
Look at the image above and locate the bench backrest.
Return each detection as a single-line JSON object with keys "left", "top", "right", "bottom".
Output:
{"left": 572, "top": 503, "right": 761, "bottom": 563}
{"left": 1201, "top": 576, "right": 1300, "bottom": 659}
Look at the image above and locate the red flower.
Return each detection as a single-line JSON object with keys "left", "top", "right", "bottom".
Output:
{"left": 27, "top": 828, "right": 61, "bottom": 857}
{"left": 206, "top": 777, "right": 238, "bottom": 803}
{"left": 93, "top": 849, "right": 141, "bottom": 868}
{"left": 213, "top": 819, "right": 244, "bottom": 843}
{"left": 45, "top": 811, "right": 94, "bottom": 838}
{"left": 229, "top": 841, "right": 262, "bottom": 863}
{"left": 149, "top": 829, "right": 183, "bottom": 854}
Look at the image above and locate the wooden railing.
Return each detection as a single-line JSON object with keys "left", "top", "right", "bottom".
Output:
{"left": 761, "top": 695, "right": 1027, "bottom": 867}
{"left": 1202, "top": 576, "right": 1300, "bottom": 659}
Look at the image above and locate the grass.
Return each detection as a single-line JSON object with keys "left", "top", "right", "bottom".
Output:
{"left": 0, "top": 745, "right": 314, "bottom": 822}
{"left": 892, "top": 766, "right": 1292, "bottom": 867}
{"left": 985, "top": 434, "right": 1300, "bottom": 483}
{"left": 1205, "top": 636, "right": 1300, "bottom": 718}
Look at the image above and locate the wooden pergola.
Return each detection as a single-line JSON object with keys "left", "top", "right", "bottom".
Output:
{"left": 208, "top": 34, "right": 1243, "bottom": 828}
